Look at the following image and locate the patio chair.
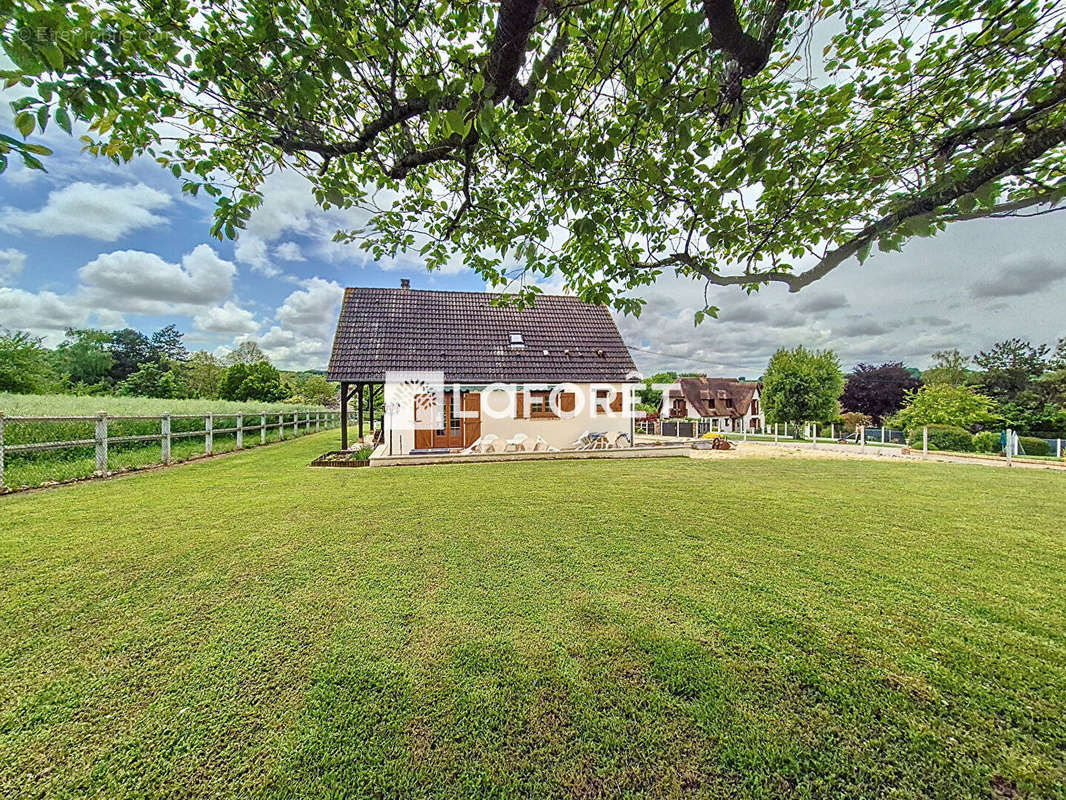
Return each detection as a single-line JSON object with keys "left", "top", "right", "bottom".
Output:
{"left": 613, "top": 432, "right": 633, "bottom": 448}
{"left": 504, "top": 432, "right": 529, "bottom": 452}
{"left": 460, "top": 433, "right": 498, "bottom": 455}
{"left": 533, "top": 434, "right": 560, "bottom": 452}
{"left": 570, "top": 430, "right": 594, "bottom": 450}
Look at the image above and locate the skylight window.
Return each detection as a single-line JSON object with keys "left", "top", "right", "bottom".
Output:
{"left": 509, "top": 333, "right": 525, "bottom": 348}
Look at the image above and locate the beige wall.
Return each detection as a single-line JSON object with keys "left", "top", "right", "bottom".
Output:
{"left": 381, "top": 383, "right": 637, "bottom": 453}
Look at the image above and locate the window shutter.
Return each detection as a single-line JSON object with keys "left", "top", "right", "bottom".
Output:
{"left": 514, "top": 392, "right": 524, "bottom": 418}
{"left": 610, "top": 390, "right": 623, "bottom": 412}
{"left": 559, "top": 392, "right": 576, "bottom": 414}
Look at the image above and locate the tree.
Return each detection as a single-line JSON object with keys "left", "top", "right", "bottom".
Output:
{"left": 891, "top": 384, "right": 1000, "bottom": 433}
{"left": 224, "top": 341, "right": 268, "bottom": 366}
{"left": 5, "top": 1, "right": 1065, "bottom": 317}
{"left": 922, "top": 349, "right": 972, "bottom": 387}
{"left": 840, "top": 362, "right": 920, "bottom": 424}
{"left": 637, "top": 372, "right": 679, "bottom": 408}
{"left": 0, "top": 329, "right": 52, "bottom": 393}
{"left": 218, "top": 361, "right": 286, "bottom": 402}
{"left": 179, "top": 351, "right": 225, "bottom": 399}
{"left": 284, "top": 373, "right": 338, "bottom": 407}
{"left": 56, "top": 329, "right": 112, "bottom": 386}
{"left": 973, "top": 339, "right": 1050, "bottom": 403}
{"left": 117, "top": 362, "right": 181, "bottom": 398}
{"left": 108, "top": 328, "right": 156, "bottom": 382}
{"left": 150, "top": 324, "right": 190, "bottom": 362}
{"left": 761, "top": 347, "right": 844, "bottom": 433}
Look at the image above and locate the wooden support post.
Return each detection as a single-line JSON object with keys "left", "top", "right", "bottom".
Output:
{"left": 316, "top": 411, "right": 321, "bottom": 433}
{"left": 95, "top": 411, "right": 108, "bottom": 475}
{"left": 260, "top": 413, "right": 266, "bottom": 444}
{"left": 369, "top": 384, "right": 375, "bottom": 432}
{"left": 161, "top": 414, "right": 171, "bottom": 464}
{"left": 357, "top": 383, "right": 365, "bottom": 443}
{"left": 205, "top": 412, "right": 213, "bottom": 455}
{"left": 340, "top": 381, "right": 349, "bottom": 450}
{"left": 236, "top": 414, "right": 243, "bottom": 449}
{"left": 278, "top": 413, "right": 284, "bottom": 441}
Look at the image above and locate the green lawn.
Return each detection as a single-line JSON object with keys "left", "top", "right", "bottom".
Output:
{"left": 2, "top": 433, "right": 1065, "bottom": 799}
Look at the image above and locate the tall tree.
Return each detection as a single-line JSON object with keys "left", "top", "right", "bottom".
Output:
{"left": 56, "top": 329, "right": 113, "bottom": 386}
{"left": 225, "top": 341, "right": 268, "bottom": 366}
{"left": 892, "top": 384, "right": 1000, "bottom": 432}
{"left": 973, "top": 339, "right": 1050, "bottom": 403}
{"left": 761, "top": 347, "right": 844, "bottom": 432}
{"left": 4, "top": 0, "right": 1065, "bottom": 316}
{"left": 108, "top": 328, "right": 156, "bottom": 382}
{"left": 150, "top": 324, "right": 190, "bottom": 362}
{"left": 0, "top": 329, "right": 52, "bottom": 393}
{"left": 840, "top": 362, "right": 921, "bottom": 424}
{"left": 179, "top": 351, "right": 225, "bottom": 398}
{"left": 922, "top": 349, "right": 972, "bottom": 387}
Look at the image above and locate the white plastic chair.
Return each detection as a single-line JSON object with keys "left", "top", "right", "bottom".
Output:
{"left": 504, "top": 432, "right": 529, "bottom": 452}
{"left": 533, "top": 434, "right": 559, "bottom": 452}
{"left": 461, "top": 433, "right": 498, "bottom": 455}
{"left": 570, "top": 430, "right": 594, "bottom": 450}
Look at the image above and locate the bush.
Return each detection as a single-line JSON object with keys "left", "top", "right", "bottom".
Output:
{"left": 972, "top": 431, "right": 1001, "bottom": 453}
{"left": 907, "top": 424, "right": 973, "bottom": 452}
{"left": 1018, "top": 436, "right": 1049, "bottom": 457}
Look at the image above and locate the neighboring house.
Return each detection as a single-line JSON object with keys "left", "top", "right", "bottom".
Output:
{"left": 659, "top": 376, "right": 763, "bottom": 431}
{"left": 326, "top": 282, "right": 640, "bottom": 453}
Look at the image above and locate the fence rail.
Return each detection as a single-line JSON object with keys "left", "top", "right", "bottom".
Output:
{"left": 637, "top": 419, "right": 906, "bottom": 445}
{"left": 0, "top": 410, "right": 340, "bottom": 489}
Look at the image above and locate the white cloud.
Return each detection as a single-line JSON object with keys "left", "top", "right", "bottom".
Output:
{"left": 0, "top": 287, "right": 88, "bottom": 333}
{"left": 0, "top": 248, "right": 26, "bottom": 284}
{"left": 256, "top": 277, "right": 343, "bottom": 369}
{"left": 0, "top": 182, "right": 172, "bottom": 241}
{"left": 79, "top": 244, "right": 236, "bottom": 313}
{"left": 970, "top": 254, "right": 1066, "bottom": 299}
{"left": 274, "top": 241, "right": 305, "bottom": 262}
{"left": 194, "top": 301, "right": 260, "bottom": 335}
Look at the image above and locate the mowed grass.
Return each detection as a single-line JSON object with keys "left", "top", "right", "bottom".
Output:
{"left": 1, "top": 434, "right": 1065, "bottom": 799}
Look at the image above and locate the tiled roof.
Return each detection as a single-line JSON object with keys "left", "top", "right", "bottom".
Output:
{"left": 327, "top": 287, "right": 638, "bottom": 383}
{"left": 675, "top": 377, "right": 760, "bottom": 417}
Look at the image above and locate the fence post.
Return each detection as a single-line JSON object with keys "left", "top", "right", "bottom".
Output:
{"left": 1058, "top": 438, "right": 1062, "bottom": 459}
{"left": 161, "top": 413, "right": 171, "bottom": 464}
{"left": 316, "top": 411, "right": 321, "bottom": 433}
{"left": 95, "top": 411, "right": 108, "bottom": 475}
{"left": 830, "top": 423, "right": 835, "bottom": 440}
{"left": 1005, "top": 429, "right": 1013, "bottom": 466}
{"left": 236, "top": 414, "right": 243, "bottom": 449}
{"left": 260, "top": 413, "right": 266, "bottom": 444}
{"left": 292, "top": 412, "right": 298, "bottom": 437}
{"left": 882, "top": 427, "right": 886, "bottom": 444}
{"left": 278, "top": 413, "right": 284, "bottom": 440}
{"left": 0, "top": 413, "right": 5, "bottom": 490}
{"left": 773, "top": 422, "right": 779, "bottom": 443}
{"left": 922, "top": 425, "right": 928, "bottom": 459}
{"left": 205, "top": 412, "right": 213, "bottom": 455}
{"left": 812, "top": 423, "right": 817, "bottom": 447}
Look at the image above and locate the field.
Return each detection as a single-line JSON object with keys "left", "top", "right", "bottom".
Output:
{"left": 0, "top": 392, "right": 332, "bottom": 489}
{"left": 1, "top": 433, "right": 1065, "bottom": 799}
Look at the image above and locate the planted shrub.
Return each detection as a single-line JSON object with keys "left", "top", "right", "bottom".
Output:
{"left": 1018, "top": 436, "right": 1049, "bottom": 457}
{"left": 907, "top": 424, "right": 973, "bottom": 452}
{"left": 972, "top": 431, "right": 1001, "bottom": 454}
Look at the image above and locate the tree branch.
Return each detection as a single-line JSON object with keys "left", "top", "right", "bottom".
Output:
{"left": 641, "top": 120, "right": 1066, "bottom": 292}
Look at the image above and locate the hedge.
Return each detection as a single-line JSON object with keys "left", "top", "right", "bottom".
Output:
{"left": 907, "top": 424, "right": 973, "bottom": 452}
{"left": 1018, "top": 436, "right": 1049, "bottom": 457}
{"left": 972, "top": 431, "right": 1001, "bottom": 454}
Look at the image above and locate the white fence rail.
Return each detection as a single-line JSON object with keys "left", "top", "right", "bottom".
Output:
{"left": 0, "top": 410, "right": 340, "bottom": 489}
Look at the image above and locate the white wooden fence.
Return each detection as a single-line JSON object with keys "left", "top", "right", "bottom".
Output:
{"left": 0, "top": 410, "right": 339, "bottom": 489}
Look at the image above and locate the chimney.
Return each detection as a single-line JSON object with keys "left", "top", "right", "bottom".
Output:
{"left": 400, "top": 278, "right": 410, "bottom": 290}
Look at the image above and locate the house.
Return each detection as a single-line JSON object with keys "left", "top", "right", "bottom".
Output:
{"left": 659, "top": 376, "right": 763, "bottom": 431}
{"left": 326, "top": 282, "right": 640, "bottom": 454}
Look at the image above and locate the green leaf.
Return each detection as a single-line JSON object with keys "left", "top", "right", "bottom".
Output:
{"left": 14, "top": 112, "right": 34, "bottom": 138}
{"left": 54, "top": 106, "right": 71, "bottom": 134}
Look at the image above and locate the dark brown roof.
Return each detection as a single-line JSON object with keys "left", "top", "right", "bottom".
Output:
{"left": 673, "top": 377, "right": 760, "bottom": 417}
{"left": 327, "top": 287, "right": 638, "bottom": 383}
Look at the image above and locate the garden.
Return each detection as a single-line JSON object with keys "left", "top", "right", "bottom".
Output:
{"left": 2, "top": 432, "right": 1064, "bottom": 799}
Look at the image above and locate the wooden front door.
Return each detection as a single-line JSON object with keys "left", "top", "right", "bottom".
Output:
{"left": 413, "top": 391, "right": 480, "bottom": 450}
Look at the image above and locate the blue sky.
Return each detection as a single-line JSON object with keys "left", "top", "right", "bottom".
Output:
{"left": 2, "top": 89, "right": 1064, "bottom": 375}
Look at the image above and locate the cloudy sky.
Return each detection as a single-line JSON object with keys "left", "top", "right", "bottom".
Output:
{"left": 2, "top": 93, "right": 1064, "bottom": 375}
